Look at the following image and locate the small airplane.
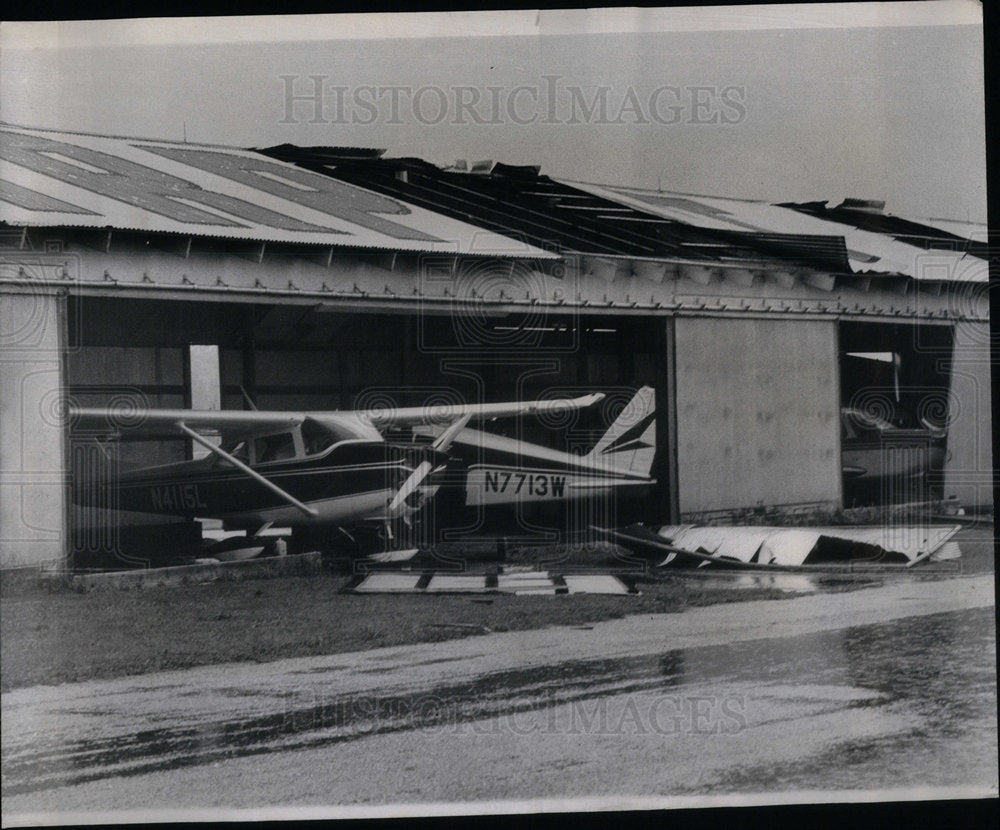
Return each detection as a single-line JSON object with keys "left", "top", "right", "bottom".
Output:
{"left": 68, "top": 393, "right": 608, "bottom": 556}
{"left": 840, "top": 407, "right": 946, "bottom": 504}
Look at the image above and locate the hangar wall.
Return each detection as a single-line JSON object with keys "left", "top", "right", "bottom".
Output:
{"left": 0, "top": 289, "right": 67, "bottom": 569}
{"left": 67, "top": 345, "right": 188, "bottom": 468}
{"left": 674, "top": 316, "right": 841, "bottom": 517}
{"left": 944, "top": 321, "right": 993, "bottom": 510}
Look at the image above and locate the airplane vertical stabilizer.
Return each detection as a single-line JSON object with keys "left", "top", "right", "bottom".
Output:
{"left": 586, "top": 386, "right": 656, "bottom": 477}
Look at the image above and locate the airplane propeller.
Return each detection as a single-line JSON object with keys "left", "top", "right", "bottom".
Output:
{"left": 386, "top": 414, "right": 471, "bottom": 519}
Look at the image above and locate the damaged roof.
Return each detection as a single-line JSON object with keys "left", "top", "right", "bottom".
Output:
{"left": 779, "top": 199, "right": 989, "bottom": 260}
{"left": 259, "top": 145, "right": 988, "bottom": 282}
{"left": 0, "top": 125, "right": 556, "bottom": 258}
{"left": 1, "top": 125, "right": 985, "bottom": 282}
{"left": 570, "top": 182, "right": 987, "bottom": 282}
{"left": 258, "top": 144, "right": 853, "bottom": 273}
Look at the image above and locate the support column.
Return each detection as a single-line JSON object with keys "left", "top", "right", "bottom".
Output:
{"left": 0, "top": 288, "right": 68, "bottom": 569}
{"left": 944, "top": 321, "right": 994, "bottom": 512}
{"left": 655, "top": 316, "right": 680, "bottom": 524}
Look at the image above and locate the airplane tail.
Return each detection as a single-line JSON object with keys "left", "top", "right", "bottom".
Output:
{"left": 586, "top": 386, "right": 657, "bottom": 477}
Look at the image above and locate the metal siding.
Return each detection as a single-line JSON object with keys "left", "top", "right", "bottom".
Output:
{"left": 944, "top": 322, "right": 993, "bottom": 510}
{"left": 674, "top": 317, "right": 841, "bottom": 515}
{"left": 7, "top": 241, "right": 987, "bottom": 324}
{"left": 66, "top": 346, "right": 184, "bottom": 386}
{"left": 66, "top": 345, "right": 189, "bottom": 472}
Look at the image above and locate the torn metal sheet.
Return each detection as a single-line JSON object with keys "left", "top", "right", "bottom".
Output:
{"left": 496, "top": 573, "right": 561, "bottom": 594}
{"left": 904, "top": 216, "right": 988, "bottom": 244}
{"left": 351, "top": 573, "right": 423, "bottom": 592}
{"left": 781, "top": 201, "right": 989, "bottom": 261}
{"left": 932, "top": 541, "right": 963, "bottom": 561}
{"left": 0, "top": 125, "right": 557, "bottom": 258}
{"left": 422, "top": 574, "right": 490, "bottom": 593}
{"left": 364, "top": 548, "right": 420, "bottom": 564}
{"left": 597, "top": 524, "right": 961, "bottom": 569}
{"left": 561, "top": 575, "right": 633, "bottom": 595}
{"left": 261, "top": 143, "right": 773, "bottom": 263}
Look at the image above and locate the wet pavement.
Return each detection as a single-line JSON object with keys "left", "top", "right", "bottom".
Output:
{"left": 2, "top": 573, "right": 996, "bottom": 818}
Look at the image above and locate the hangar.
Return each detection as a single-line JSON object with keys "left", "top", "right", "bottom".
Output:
{"left": 0, "top": 123, "right": 991, "bottom": 570}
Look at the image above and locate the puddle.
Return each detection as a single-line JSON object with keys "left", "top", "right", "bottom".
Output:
{"left": 4, "top": 607, "right": 994, "bottom": 798}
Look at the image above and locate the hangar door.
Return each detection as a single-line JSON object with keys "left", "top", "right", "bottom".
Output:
{"left": 674, "top": 317, "right": 841, "bottom": 517}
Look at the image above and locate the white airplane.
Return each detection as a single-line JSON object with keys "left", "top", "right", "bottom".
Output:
{"left": 68, "top": 393, "right": 610, "bottom": 554}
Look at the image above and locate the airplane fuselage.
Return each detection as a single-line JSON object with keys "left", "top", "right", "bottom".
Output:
{"left": 414, "top": 426, "right": 654, "bottom": 504}
{"left": 74, "top": 440, "right": 430, "bottom": 529}
{"left": 411, "top": 427, "right": 655, "bottom": 540}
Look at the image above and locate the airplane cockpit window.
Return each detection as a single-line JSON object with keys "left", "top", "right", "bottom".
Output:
{"left": 254, "top": 432, "right": 296, "bottom": 463}
{"left": 301, "top": 421, "right": 338, "bottom": 456}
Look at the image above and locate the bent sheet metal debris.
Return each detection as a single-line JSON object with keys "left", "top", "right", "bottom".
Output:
{"left": 596, "top": 524, "right": 962, "bottom": 569}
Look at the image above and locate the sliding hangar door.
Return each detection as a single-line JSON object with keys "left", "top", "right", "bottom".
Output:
{"left": 672, "top": 316, "right": 842, "bottom": 519}
{"left": 671, "top": 314, "right": 973, "bottom": 519}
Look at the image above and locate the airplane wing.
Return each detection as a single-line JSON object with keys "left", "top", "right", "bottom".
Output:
{"left": 69, "top": 393, "right": 605, "bottom": 437}
{"left": 70, "top": 408, "right": 303, "bottom": 437}
{"left": 359, "top": 393, "right": 605, "bottom": 426}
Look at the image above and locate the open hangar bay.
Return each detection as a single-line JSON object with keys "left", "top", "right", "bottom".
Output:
{"left": 0, "top": 123, "right": 992, "bottom": 571}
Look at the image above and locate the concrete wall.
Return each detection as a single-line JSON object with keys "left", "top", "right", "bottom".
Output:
{"left": 674, "top": 316, "right": 841, "bottom": 517}
{"left": 944, "top": 321, "right": 994, "bottom": 512}
{"left": 0, "top": 290, "right": 67, "bottom": 569}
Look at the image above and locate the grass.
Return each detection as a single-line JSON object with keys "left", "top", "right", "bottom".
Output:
{"left": 0, "top": 569, "right": 791, "bottom": 691}
{"left": 2, "top": 529, "right": 990, "bottom": 692}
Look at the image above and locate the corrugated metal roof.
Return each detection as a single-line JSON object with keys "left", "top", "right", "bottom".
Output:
{"left": 569, "top": 182, "right": 986, "bottom": 282}
{"left": 262, "top": 145, "right": 984, "bottom": 282}
{"left": 0, "top": 125, "right": 556, "bottom": 259}
{"left": 257, "top": 145, "right": 793, "bottom": 267}
{"left": 2, "top": 126, "right": 982, "bottom": 283}
{"left": 902, "top": 215, "right": 988, "bottom": 242}
{"left": 780, "top": 200, "right": 989, "bottom": 260}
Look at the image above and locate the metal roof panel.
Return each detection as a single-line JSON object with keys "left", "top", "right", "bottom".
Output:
{"left": 0, "top": 125, "right": 557, "bottom": 259}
